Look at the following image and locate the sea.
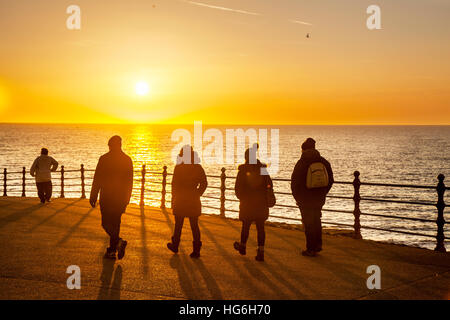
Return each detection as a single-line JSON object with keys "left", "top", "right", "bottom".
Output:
{"left": 0, "top": 124, "right": 448, "bottom": 250}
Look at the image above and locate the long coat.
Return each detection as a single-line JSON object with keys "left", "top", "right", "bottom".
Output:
{"left": 235, "top": 161, "right": 273, "bottom": 222}
{"left": 171, "top": 163, "right": 207, "bottom": 217}
{"left": 90, "top": 150, "right": 134, "bottom": 214}
{"left": 291, "top": 149, "right": 334, "bottom": 208}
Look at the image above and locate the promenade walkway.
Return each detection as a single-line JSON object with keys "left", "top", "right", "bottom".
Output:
{"left": 0, "top": 197, "right": 448, "bottom": 300}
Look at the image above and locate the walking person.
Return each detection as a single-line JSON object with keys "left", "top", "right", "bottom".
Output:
{"left": 291, "top": 138, "right": 334, "bottom": 257}
{"left": 90, "top": 136, "right": 133, "bottom": 260}
{"left": 167, "top": 145, "right": 207, "bottom": 258}
{"left": 30, "top": 148, "right": 59, "bottom": 203}
{"left": 233, "top": 145, "right": 275, "bottom": 262}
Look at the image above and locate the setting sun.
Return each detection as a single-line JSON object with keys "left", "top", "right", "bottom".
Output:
{"left": 135, "top": 81, "right": 150, "bottom": 96}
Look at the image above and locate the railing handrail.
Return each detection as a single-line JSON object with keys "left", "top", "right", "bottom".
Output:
{"left": 1, "top": 165, "right": 447, "bottom": 252}
{"left": 4, "top": 167, "right": 448, "bottom": 191}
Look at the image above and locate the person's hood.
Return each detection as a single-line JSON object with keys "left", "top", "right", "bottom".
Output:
{"left": 176, "top": 151, "right": 201, "bottom": 165}
{"left": 300, "top": 148, "right": 321, "bottom": 161}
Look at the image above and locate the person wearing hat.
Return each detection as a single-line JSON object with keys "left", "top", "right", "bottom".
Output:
{"left": 90, "top": 135, "right": 134, "bottom": 260}
{"left": 291, "top": 138, "right": 334, "bottom": 257}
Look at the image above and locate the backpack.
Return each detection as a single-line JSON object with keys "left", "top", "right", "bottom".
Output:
{"left": 306, "top": 162, "right": 329, "bottom": 189}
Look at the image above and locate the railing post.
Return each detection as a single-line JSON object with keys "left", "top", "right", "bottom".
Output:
{"left": 80, "top": 164, "right": 86, "bottom": 199}
{"left": 3, "top": 168, "right": 7, "bottom": 197}
{"left": 161, "top": 166, "right": 167, "bottom": 209}
{"left": 60, "top": 165, "right": 65, "bottom": 198}
{"left": 140, "top": 164, "right": 146, "bottom": 207}
{"left": 21, "top": 167, "right": 26, "bottom": 197}
{"left": 435, "top": 174, "right": 446, "bottom": 252}
{"left": 220, "top": 167, "right": 226, "bottom": 218}
{"left": 352, "top": 171, "right": 362, "bottom": 239}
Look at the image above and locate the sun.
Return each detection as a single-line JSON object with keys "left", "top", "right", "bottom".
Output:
{"left": 135, "top": 81, "right": 150, "bottom": 96}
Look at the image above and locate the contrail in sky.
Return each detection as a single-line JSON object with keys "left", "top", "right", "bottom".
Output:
{"left": 181, "top": 0, "right": 261, "bottom": 16}
{"left": 289, "top": 19, "right": 313, "bottom": 26}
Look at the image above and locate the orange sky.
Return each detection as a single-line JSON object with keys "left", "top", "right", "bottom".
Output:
{"left": 0, "top": 0, "right": 449, "bottom": 124}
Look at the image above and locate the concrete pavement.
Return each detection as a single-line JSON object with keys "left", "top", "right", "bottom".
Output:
{"left": 0, "top": 197, "right": 449, "bottom": 300}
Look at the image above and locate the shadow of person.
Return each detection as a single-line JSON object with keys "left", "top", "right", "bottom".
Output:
{"left": 109, "top": 265, "right": 122, "bottom": 300}
{"left": 190, "top": 258, "right": 223, "bottom": 299}
{"left": 169, "top": 254, "right": 196, "bottom": 299}
{"left": 97, "top": 258, "right": 122, "bottom": 300}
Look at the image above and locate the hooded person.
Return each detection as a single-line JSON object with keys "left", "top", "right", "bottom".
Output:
{"left": 90, "top": 136, "right": 134, "bottom": 260}
{"left": 167, "top": 145, "right": 207, "bottom": 258}
{"left": 233, "top": 144, "right": 274, "bottom": 262}
{"left": 291, "top": 138, "right": 333, "bottom": 257}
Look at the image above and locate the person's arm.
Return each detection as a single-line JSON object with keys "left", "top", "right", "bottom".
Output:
{"left": 234, "top": 170, "right": 245, "bottom": 200}
{"left": 290, "top": 160, "right": 303, "bottom": 202}
{"left": 30, "top": 158, "right": 38, "bottom": 177}
{"left": 125, "top": 157, "right": 133, "bottom": 205}
{"left": 50, "top": 157, "right": 59, "bottom": 172}
{"left": 171, "top": 166, "right": 179, "bottom": 207}
{"left": 89, "top": 157, "right": 104, "bottom": 207}
{"left": 197, "top": 166, "right": 208, "bottom": 196}
{"left": 324, "top": 159, "right": 334, "bottom": 193}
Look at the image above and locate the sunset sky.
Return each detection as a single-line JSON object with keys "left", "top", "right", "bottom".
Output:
{"left": 0, "top": 0, "right": 449, "bottom": 124}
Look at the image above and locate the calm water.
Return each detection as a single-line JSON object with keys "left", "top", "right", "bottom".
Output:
{"left": 0, "top": 124, "right": 449, "bottom": 250}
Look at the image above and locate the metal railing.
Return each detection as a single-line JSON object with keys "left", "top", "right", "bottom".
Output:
{"left": 1, "top": 165, "right": 448, "bottom": 252}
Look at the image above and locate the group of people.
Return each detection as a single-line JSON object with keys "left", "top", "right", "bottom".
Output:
{"left": 30, "top": 136, "right": 333, "bottom": 262}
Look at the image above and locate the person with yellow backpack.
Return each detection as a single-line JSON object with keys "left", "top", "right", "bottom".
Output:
{"left": 291, "top": 138, "right": 334, "bottom": 257}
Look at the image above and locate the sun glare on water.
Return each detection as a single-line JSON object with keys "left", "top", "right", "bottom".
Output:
{"left": 135, "top": 81, "right": 150, "bottom": 96}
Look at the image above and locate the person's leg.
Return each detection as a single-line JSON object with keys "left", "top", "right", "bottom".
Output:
{"left": 255, "top": 220, "right": 266, "bottom": 261}
{"left": 101, "top": 210, "right": 120, "bottom": 250}
{"left": 173, "top": 215, "right": 184, "bottom": 243}
{"left": 234, "top": 220, "right": 250, "bottom": 255}
{"left": 36, "top": 182, "right": 45, "bottom": 203}
{"left": 101, "top": 209, "right": 118, "bottom": 258}
{"left": 45, "top": 181, "right": 52, "bottom": 201}
{"left": 314, "top": 206, "right": 323, "bottom": 252}
{"left": 168, "top": 215, "right": 184, "bottom": 253}
{"left": 189, "top": 216, "right": 202, "bottom": 258}
{"left": 255, "top": 220, "right": 266, "bottom": 247}
{"left": 300, "top": 207, "right": 316, "bottom": 254}
{"left": 189, "top": 216, "right": 201, "bottom": 242}
{"left": 240, "top": 221, "right": 251, "bottom": 245}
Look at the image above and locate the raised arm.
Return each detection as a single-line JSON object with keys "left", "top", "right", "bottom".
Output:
{"left": 50, "top": 157, "right": 59, "bottom": 172}
{"left": 30, "top": 158, "right": 38, "bottom": 177}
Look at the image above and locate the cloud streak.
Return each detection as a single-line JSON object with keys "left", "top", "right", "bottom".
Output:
{"left": 182, "top": 0, "right": 261, "bottom": 16}
{"left": 289, "top": 19, "right": 313, "bottom": 26}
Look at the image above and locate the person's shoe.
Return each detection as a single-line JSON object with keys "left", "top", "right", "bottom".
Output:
{"left": 167, "top": 237, "right": 179, "bottom": 253}
{"left": 255, "top": 249, "right": 264, "bottom": 262}
{"left": 233, "top": 241, "right": 246, "bottom": 255}
{"left": 104, "top": 248, "right": 116, "bottom": 259}
{"left": 46, "top": 199, "right": 51, "bottom": 203}
{"left": 190, "top": 241, "right": 202, "bottom": 259}
{"left": 117, "top": 238, "right": 127, "bottom": 260}
{"left": 302, "top": 249, "right": 317, "bottom": 257}
{"left": 40, "top": 199, "right": 45, "bottom": 204}
{"left": 315, "top": 247, "right": 322, "bottom": 253}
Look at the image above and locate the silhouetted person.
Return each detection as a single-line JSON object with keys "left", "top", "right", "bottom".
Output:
{"left": 234, "top": 145, "right": 274, "bottom": 262}
{"left": 90, "top": 136, "right": 133, "bottom": 260}
{"left": 291, "top": 138, "right": 333, "bottom": 257}
{"left": 167, "top": 145, "right": 207, "bottom": 258}
{"left": 30, "top": 148, "right": 58, "bottom": 203}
